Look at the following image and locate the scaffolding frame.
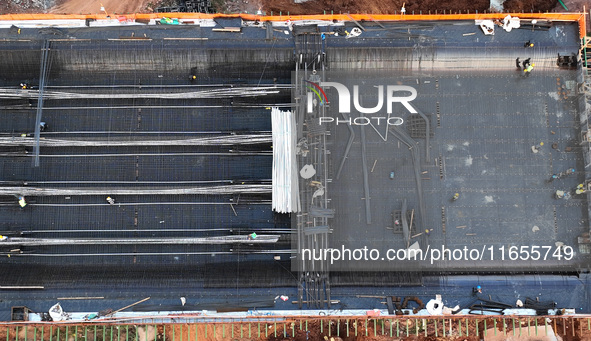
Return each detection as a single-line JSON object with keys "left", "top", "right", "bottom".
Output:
{"left": 294, "top": 28, "right": 332, "bottom": 309}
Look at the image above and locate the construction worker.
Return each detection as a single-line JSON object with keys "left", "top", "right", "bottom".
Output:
{"left": 106, "top": 196, "right": 115, "bottom": 205}
{"left": 524, "top": 63, "right": 534, "bottom": 76}
{"left": 515, "top": 58, "right": 521, "bottom": 69}
{"left": 472, "top": 285, "right": 482, "bottom": 296}
{"left": 18, "top": 196, "right": 27, "bottom": 208}
{"left": 576, "top": 184, "right": 585, "bottom": 195}
{"left": 20, "top": 83, "right": 28, "bottom": 89}
{"left": 524, "top": 40, "right": 534, "bottom": 48}
{"left": 40, "top": 122, "right": 47, "bottom": 132}
{"left": 523, "top": 58, "right": 531, "bottom": 68}
{"left": 452, "top": 193, "right": 459, "bottom": 201}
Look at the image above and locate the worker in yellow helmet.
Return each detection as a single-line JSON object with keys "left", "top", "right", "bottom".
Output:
{"left": 18, "top": 196, "right": 27, "bottom": 208}
{"left": 524, "top": 63, "right": 534, "bottom": 77}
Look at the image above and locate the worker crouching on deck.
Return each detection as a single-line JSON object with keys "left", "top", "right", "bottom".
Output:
{"left": 18, "top": 196, "right": 27, "bottom": 208}
{"left": 524, "top": 63, "right": 535, "bottom": 77}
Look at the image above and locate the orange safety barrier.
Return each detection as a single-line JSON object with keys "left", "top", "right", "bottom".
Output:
{"left": 0, "top": 12, "right": 586, "bottom": 39}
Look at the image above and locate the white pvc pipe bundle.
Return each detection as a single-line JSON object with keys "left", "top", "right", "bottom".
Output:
{"left": 0, "top": 184, "right": 271, "bottom": 196}
{"left": 0, "top": 235, "right": 281, "bottom": 246}
{"left": 0, "top": 134, "right": 272, "bottom": 147}
{"left": 0, "top": 87, "right": 281, "bottom": 100}
{"left": 271, "top": 107, "right": 300, "bottom": 213}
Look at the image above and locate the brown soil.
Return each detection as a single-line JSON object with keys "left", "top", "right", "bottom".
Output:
{"left": 49, "top": 0, "right": 153, "bottom": 15}
{"left": 262, "top": 0, "right": 491, "bottom": 16}
{"left": 0, "top": 0, "right": 47, "bottom": 14}
{"left": 265, "top": 318, "right": 484, "bottom": 341}
{"left": 0, "top": 318, "right": 589, "bottom": 341}
{"left": 262, "top": 0, "right": 585, "bottom": 17}
{"left": 503, "top": 0, "right": 558, "bottom": 13}
{"left": 0, "top": 0, "right": 579, "bottom": 17}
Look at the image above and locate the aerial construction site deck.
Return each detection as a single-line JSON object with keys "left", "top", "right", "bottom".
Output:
{"left": 0, "top": 10, "right": 589, "bottom": 339}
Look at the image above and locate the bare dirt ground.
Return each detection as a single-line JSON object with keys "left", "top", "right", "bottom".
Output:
{"left": 0, "top": 319, "right": 587, "bottom": 341}
{"left": 0, "top": 0, "right": 48, "bottom": 14}
{"left": 49, "top": 0, "right": 153, "bottom": 15}
{"left": 503, "top": 0, "right": 587, "bottom": 13}
{"left": 1, "top": 0, "right": 584, "bottom": 15}
{"left": 262, "top": 0, "right": 491, "bottom": 15}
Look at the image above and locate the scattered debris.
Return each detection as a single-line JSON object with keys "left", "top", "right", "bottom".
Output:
{"left": 48, "top": 303, "right": 70, "bottom": 322}
{"left": 425, "top": 296, "right": 443, "bottom": 315}
{"left": 555, "top": 190, "right": 570, "bottom": 199}
{"left": 477, "top": 20, "right": 495, "bottom": 35}
{"left": 370, "top": 160, "right": 377, "bottom": 172}
{"left": 345, "top": 27, "right": 362, "bottom": 39}
{"left": 502, "top": 14, "right": 521, "bottom": 32}
{"left": 103, "top": 297, "right": 151, "bottom": 317}
{"left": 300, "top": 164, "right": 315, "bottom": 179}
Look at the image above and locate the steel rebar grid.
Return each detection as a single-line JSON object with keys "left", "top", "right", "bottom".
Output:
{"left": 33, "top": 39, "right": 51, "bottom": 167}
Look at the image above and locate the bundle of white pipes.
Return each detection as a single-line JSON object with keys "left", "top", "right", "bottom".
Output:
{"left": 0, "top": 134, "right": 272, "bottom": 147}
{"left": 271, "top": 107, "right": 300, "bottom": 213}
{"left": 0, "top": 87, "right": 281, "bottom": 100}
{"left": 0, "top": 184, "right": 271, "bottom": 196}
